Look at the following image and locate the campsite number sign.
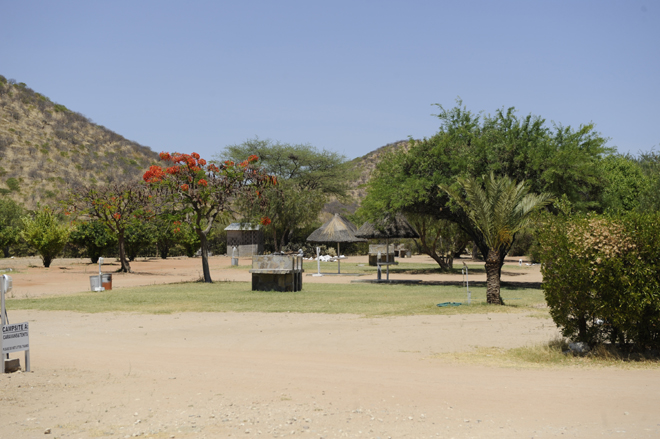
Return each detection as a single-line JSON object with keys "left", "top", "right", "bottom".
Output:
{"left": 1, "top": 274, "right": 31, "bottom": 373}
{"left": 3, "top": 322, "right": 30, "bottom": 353}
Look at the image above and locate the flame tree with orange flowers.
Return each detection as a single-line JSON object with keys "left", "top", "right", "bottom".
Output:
{"left": 144, "top": 152, "right": 276, "bottom": 283}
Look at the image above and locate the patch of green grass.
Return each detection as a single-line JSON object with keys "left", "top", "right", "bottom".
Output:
{"left": 7, "top": 282, "right": 546, "bottom": 316}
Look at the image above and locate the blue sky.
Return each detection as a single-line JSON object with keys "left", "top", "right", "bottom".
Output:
{"left": 1, "top": 1, "right": 658, "bottom": 160}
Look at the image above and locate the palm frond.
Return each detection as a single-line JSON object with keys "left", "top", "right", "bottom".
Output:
{"left": 441, "top": 172, "right": 553, "bottom": 250}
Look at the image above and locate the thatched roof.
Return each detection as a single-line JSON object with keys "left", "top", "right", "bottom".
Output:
{"left": 355, "top": 213, "right": 420, "bottom": 239}
{"left": 306, "top": 214, "right": 367, "bottom": 243}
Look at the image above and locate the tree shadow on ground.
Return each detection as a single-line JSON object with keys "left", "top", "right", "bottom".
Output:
{"left": 419, "top": 280, "right": 542, "bottom": 290}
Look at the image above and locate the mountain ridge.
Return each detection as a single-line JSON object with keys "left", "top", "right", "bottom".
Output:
{"left": 0, "top": 74, "right": 407, "bottom": 214}
{"left": 0, "top": 75, "right": 159, "bottom": 209}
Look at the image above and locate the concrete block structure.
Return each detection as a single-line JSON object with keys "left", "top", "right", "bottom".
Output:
{"left": 368, "top": 244, "right": 395, "bottom": 266}
{"left": 249, "top": 254, "right": 303, "bottom": 292}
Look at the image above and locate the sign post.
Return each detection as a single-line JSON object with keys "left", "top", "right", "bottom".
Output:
{"left": 1, "top": 274, "right": 30, "bottom": 373}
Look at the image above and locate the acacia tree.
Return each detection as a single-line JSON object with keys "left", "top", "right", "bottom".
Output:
{"left": 407, "top": 214, "right": 470, "bottom": 270}
{"left": 442, "top": 173, "right": 552, "bottom": 304}
{"left": 143, "top": 152, "right": 275, "bottom": 283}
{"left": 221, "top": 139, "right": 353, "bottom": 251}
{"left": 68, "top": 181, "right": 154, "bottom": 272}
{"left": 361, "top": 102, "right": 610, "bottom": 272}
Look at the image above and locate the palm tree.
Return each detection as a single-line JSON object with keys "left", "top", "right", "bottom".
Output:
{"left": 442, "top": 173, "right": 552, "bottom": 304}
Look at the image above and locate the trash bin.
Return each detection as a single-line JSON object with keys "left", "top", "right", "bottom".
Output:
{"left": 101, "top": 274, "right": 112, "bottom": 291}
{"left": 90, "top": 275, "right": 104, "bottom": 292}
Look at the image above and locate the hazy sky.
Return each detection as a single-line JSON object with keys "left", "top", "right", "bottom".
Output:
{"left": 1, "top": 1, "right": 658, "bottom": 160}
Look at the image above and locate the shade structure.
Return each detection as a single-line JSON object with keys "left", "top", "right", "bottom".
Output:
{"left": 306, "top": 213, "right": 366, "bottom": 274}
{"left": 355, "top": 213, "right": 419, "bottom": 281}
{"left": 354, "top": 212, "right": 420, "bottom": 240}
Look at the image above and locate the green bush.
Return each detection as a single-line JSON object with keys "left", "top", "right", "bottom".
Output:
{"left": 20, "top": 208, "right": 70, "bottom": 267}
{"left": 125, "top": 221, "right": 157, "bottom": 261}
{"left": 6, "top": 177, "right": 19, "bottom": 192}
{"left": 69, "top": 220, "right": 117, "bottom": 263}
{"left": 174, "top": 222, "right": 201, "bottom": 257}
{"left": 536, "top": 213, "right": 660, "bottom": 351}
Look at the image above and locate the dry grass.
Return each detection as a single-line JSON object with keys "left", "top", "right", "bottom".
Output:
{"left": 433, "top": 337, "right": 660, "bottom": 369}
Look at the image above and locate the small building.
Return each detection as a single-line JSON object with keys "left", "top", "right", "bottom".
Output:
{"left": 224, "top": 223, "right": 264, "bottom": 257}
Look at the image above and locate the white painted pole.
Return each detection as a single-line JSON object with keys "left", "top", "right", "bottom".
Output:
{"left": 463, "top": 262, "right": 471, "bottom": 305}
{"left": 1, "top": 274, "right": 10, "bottom": 373}
{"left": 313, "top": 247, "right": 322, "bottom": 276}
{"left": 337, "top": 242, "right": 341, "bottom": 274}
{"left": 386, "top": 238, "right": 390, "bottom": 281}
{"left": 1, "top": 275, "right": 5, "bottom": 374}
{"left": 98, "top": 257, "right": 104, "bottom": 292}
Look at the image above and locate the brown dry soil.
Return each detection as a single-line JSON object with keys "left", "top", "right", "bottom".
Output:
{"left": 1, "top": 255, "right": 659, "bottom": 439}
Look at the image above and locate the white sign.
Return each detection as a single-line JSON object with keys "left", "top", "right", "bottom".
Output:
{"left": 2, "top": 321, "right": 29, "bottom": 354}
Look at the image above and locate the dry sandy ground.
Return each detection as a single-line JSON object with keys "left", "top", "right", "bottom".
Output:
{"left": 1, "top": 256, "right": 659, "bottom": 439}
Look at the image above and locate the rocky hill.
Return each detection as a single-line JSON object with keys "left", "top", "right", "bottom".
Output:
{"left": 0, "top": 74, "right": 411, "bottom": 215}
{"left": 0, "top": 75, "right": 159, "bottom": 209}
{"left": 322, "top": 140, "right": 410, "bottom": 217}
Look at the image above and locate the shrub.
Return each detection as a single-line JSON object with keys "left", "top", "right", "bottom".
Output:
{"left": 536, "top": 213, "right": 660, "bottom": 351}
{"left": 20, "top": 208, "right": 70, "bottom": 267}
{"left": 6, "top": 177, "right": 20, "bottom": 192}
{"left": 69, "top": 220, "right": 117, "bottom": 263}
{"left": 508, "top": 228, "right": 535, "bottom": 256}
{"left": 125, "top": 221, "right": 157, "bottom": 261}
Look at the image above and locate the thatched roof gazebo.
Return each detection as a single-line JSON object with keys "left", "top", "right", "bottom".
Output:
{"left": 306, "top": 213, "right": 366, "bottom": 274}
{"left": 355, "top": 213, "right": 419, "bottom": 281}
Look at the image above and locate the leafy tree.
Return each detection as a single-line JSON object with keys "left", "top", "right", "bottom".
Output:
{"left": 124, "top": 220, "right": 157, "bottom": 261}
{"left": 20, "top": 207, "right": 70, "bottom": 267}
{"left": 361, "top": 101, "right": 610, "bottom": 272}
{"left": 599, "top": 154, "right": 650, "bottom": 213}
{"left": 69, "top": 220, "right": 117, "bottom": 263}
{"left": 144, "top": 152, "right": 274, "bottom": 282}
{"left": 637, "top": 150, "right": 660, "bottom": 212}
{"left": 442, "top": 173, "right": 552, "bottom": 304}
{"left": 68, "top": 181, "right": 154, "bottom": 272}
{"left": 220, "top": 138, "right": 354, "bottom": 251}
{"left": 407, "top": 214, "right": 469, "bottom": 270}
{"left": 0, "top": 198, "right": 24, "bottom": 257}
{"left": 174, "top": 219, "right": 201, "bottom": 257}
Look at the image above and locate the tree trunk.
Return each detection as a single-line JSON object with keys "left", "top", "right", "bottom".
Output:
{"left": 415, "top": 231, "right": 452, "bottom": 271}
{"left": 272, "top": 228, "right": 279, "bottom": 253}
{"left": 485, "top": 248, "right": 503, "bottom": 305}
{"left": 199, "top": 232, "right": 212, "bottom": 283}
{"left": 472, "top": 243, "right": 482, "bottom": 260}
{"left": 118, "top": 232, "right": 131, "bottom": 273}
{"left": 42, "top": 255, "right": 52, "bottom": 268}
{"left": 423, "top": 250, "right": 452, "bottom": 270}
{"left": 279, "top": 228, "right": 290, "bottom": 252}
{"left": 157, "top": 239, "right": 170, "bottom": 259}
